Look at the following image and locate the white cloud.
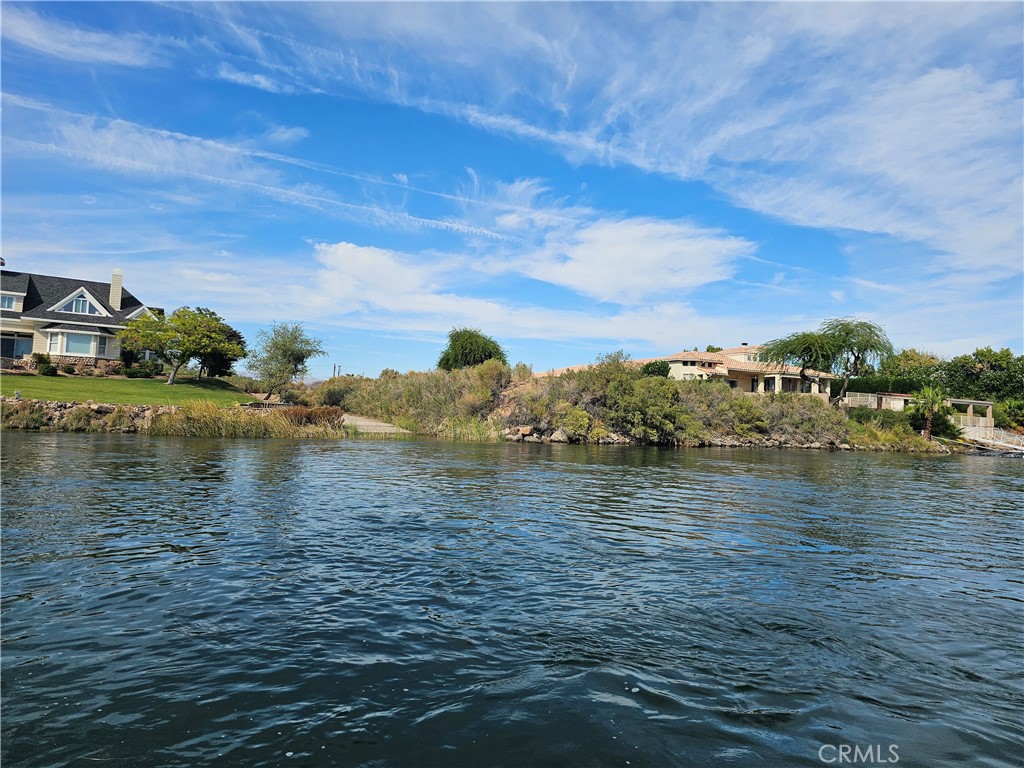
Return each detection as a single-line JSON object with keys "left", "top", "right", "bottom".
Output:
{"left": 1, "top": 5, "right": 169, "bottom": 66}
{"left": 3, "top": 101, "right": 515, "bottom": 241}
{"left": 523, "top": 218, "right": 753, "bottom": 304}
{"left": 218, "top": 3, "right": 1020, "bottom": 282}
{"left": 216, "top": 62, "right": 293, "bottom": 94}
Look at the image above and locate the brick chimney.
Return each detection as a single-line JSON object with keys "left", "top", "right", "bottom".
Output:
{"left": 109, "top": 268, "right": 123, "bottom": 311}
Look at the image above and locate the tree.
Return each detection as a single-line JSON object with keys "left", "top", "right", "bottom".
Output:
{"left": 909, "top": 386, "right": 953, "bottom": 440}
{"left": 705, "top": 345, "right": 723, "bottom": 353}
{"left": 118, "top": 307, "right": 245, "bottom": 385}
{"left": 878, "top": 348, "right": 942, "bottom": 378}
{"left": 194, "top": 315, "right": 246, "bottom": 378}
{"left": 437, "top": 327, "right": 507, "bottom": 371}
{"left": 247, "top": 322, "right": 326, "bottom": 400}
{"left": 760, "top": 318, "right": 893, "bottom": 405}
{"left": 639, "top": 360, "right": 671, "bottom": 377}
{"left": 936, "top": 347, "right": 1024, "bottom": 402}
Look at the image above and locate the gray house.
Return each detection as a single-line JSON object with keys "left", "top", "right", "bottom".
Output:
{"left": 0, "top": 267, "right": 156, "bottom": 367}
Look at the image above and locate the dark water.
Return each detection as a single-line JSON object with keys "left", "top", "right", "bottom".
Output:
{"left": 2, "top": 433, "right": 1021, "bottom": 768}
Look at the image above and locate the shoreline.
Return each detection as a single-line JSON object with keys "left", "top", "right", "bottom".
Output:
{"left": 1, "top": 397, "right": 960, "bottom": 453}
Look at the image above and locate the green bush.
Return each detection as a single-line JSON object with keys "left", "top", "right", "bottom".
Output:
{"left": 511, "top": 362, "right": 534, "bottom": 384}
{"left": 994, "top": 400, "right": 1024, "bottom": 430}
{"left": 124, "top": 366, "right": 152, "bottom": 378}
{"left": 61, "top": 364, "right": 77, "bottom": 374}
{"left": 32, "top": 353, "right": 51, "bottom": 367}
{"left": 907, "top": 409, "right": 961, "bottom": 440}
{"left": 316, "top": 380, "right": 357, "bottom": 408}
{"left": 605, "top": 376, "right": 692, "bottom": 444}
{"left": 558, "top": 405, "right": 591, "bottom": 438}
{"left": 38, "top": 364, "right": 58, "bottom": 376}
{"left": 846, "top": 406, "right": 911, "bottom": 430}
{"left": 639, "top": 360, "right": 671, "bottom": 378}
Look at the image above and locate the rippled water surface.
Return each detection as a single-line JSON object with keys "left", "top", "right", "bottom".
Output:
{"left": 2, "top": 433, "right": 1022, "bottom": 767}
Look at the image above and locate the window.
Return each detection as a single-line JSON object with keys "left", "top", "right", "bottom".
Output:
{"left": 59, "top": 294, "right": 100, "bottom": 315}
{"left": 97, "top": 336, "right": 108, "bottom": 357}
{"left": 65, "top": 333, "right": 93, "bottom": 355}
{"left": 0, "top": 295, "right": 13, "bottom": 309}
{"left": 48, "top": 333, "right": 58, "bottom": 354}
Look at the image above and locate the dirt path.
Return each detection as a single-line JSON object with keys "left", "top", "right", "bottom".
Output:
{"left": 342, "top": 414, "right": 412, "bottom": 435}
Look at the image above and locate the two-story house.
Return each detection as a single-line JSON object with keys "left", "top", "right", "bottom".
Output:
{"left": 1, "top": 267, "right": 156, "bottom": 369}
{"left": 539, "top": 343, "right": 833, "bottom": 401}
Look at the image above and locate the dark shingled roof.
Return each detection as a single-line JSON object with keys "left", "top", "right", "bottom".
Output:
{"left": 1, "top": 269, "right": 145, "bottom": 328}
{"left": 40, "top": 322, "right": 118, "bottom": 335}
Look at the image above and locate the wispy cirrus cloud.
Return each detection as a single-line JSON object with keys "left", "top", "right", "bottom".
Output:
{"left": 188, "top": 3, "right": 1020, "bottom": 279}
{"left": 3, "top": 96, "right": 517, "bottom": 242}
{"left": 1, "top": 4, "right": 173, "bottom": 66}
{"left": 216, "top": 62, "right": 294, "bottom": 94}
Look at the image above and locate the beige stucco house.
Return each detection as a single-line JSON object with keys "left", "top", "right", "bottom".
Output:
{"left": 541, "top": 344, "right": 833, "bottom": 401}
{"left": 651, "top": 345, "right": 832, "bottom": 399}
{"left": 1, "top": 267, "right": 156, "bottom": 368}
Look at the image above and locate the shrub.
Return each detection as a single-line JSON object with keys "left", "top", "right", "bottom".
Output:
{"left": 316, "top": 379, "right": 358, "bottom": 408}
{"left": 279, "top": 385, "right": 316, "bottom": 407}
{"left": 846, "top": 406, "right": 911, "bottom": 430}
{"left": 38, "top": 364, "right": 58, "bottom": 376}
{"left": 639, "top": 360, "right": 671, "bottom": 378}
{"left": 119, "top": 360, "right": 164, "bottom": 378}
{"left": 31, "top": 353, "right": 51, "bottom": 367}
{"left": 309, "top": 406, "right": 346, "bottom": 427}
{"left": 605, "top": 376, "right": 692, "bottom": 444}
{"left": 994, "top": 400, "right": 1024, "bottom": 430}
{"left": 61, "top": 364, "right": 77, "bottom": 375}
{"left": 511, "top": 362, "right": 534, "bottom": 384}
{"left": 278, "top": 406, "right": 312, "bottom": 426}
{"left": 907, "top": 409, "right": 961, "bottom": 440}
{"left": 558, "top": 405, "right": 591, "bottom": 438}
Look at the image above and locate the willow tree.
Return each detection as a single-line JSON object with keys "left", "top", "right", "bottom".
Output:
{"left": 437, "top": 327, "right": 507, "bottom": 371}
{"left": 760, "top": 318, "right": 893, "bottom": 405}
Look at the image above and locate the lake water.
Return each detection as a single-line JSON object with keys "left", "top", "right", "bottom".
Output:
{"left": 2, "top": 432, "right": 1021, "bottom": 767}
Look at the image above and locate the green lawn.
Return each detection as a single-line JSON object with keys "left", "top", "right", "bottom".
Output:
{"left": 0, "top": 373, "right": 252, "bottom": 406}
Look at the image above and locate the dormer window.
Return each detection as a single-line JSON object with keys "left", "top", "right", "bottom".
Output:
{"left": 59, "top": 293, "right": 101, "bottom": 315}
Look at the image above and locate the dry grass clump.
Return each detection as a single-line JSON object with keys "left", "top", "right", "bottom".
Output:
{"left": 147, "top": 402, "right": 353, "bottom": 439}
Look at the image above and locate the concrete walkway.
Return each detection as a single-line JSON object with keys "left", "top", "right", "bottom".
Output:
{"left": 342, "top": 414, "right": 412, "bottom": 435}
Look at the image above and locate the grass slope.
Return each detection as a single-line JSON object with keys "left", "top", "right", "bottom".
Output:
{"left": 0, "top": 374, "right": 250, "bottom": 406}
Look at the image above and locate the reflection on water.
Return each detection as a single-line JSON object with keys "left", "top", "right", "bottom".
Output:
{"left": 2, "top": 433, "right": 1022, "bottom": 767}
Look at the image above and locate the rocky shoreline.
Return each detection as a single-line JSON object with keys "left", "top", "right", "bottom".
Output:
{"left": 1, "top": 397, "right": 178, "bottom": 433}
{"left": 3, "top": 397, "right": 950, "bottom": 452}
{"left": 500, "top": 423, "right": 856, "bottom": 450}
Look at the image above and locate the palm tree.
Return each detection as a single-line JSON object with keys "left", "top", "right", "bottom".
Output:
{"left": 909, "top": 386, "right": 953, "bottom": 440}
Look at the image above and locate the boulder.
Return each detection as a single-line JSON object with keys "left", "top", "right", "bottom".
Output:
{"left": 549, "top": 428, "right": 570, "bottom": 443}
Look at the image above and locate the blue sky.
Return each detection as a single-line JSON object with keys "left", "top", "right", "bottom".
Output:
{"left": 3, "top": 2, "right": 1022, "bottom": 379}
